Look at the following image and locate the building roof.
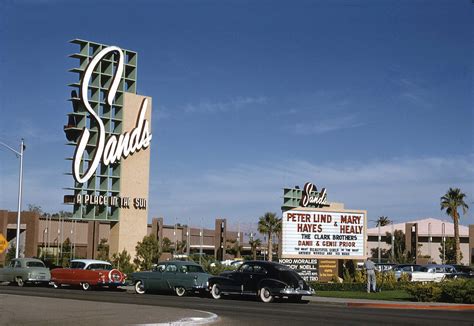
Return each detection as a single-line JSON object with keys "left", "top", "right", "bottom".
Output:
{"left": 367, "top": 217, "right": 469, "bottom": 237}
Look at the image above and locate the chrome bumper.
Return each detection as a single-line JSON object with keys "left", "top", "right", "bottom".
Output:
{"left": 280, "top": 288, "right": 314, "bottom": 296}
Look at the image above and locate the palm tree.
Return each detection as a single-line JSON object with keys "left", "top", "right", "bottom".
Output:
{"left": 249, "top": 238, "right": 261, "bottom": 260}
{"left": 376, "top": 216, "right": 391, "bottom": 227}
{"left": 258, "top": 212, "right": 282, "bottom": 261}
{"left": 440, "top": 188, "right": 469, "bottom": 264}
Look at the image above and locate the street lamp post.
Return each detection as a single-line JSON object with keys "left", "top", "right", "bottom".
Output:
{"left": 442, "top": 223, "right": 446, "bottom": 264}
{"left": 378, "top": 223, "right": 381, "bottom": 264}
{"left": 0, "top": 139, "right": 25, "bottom": 259}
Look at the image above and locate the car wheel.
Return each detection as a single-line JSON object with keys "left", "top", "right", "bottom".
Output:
{"left": 81, "top": 282, "right": 91, "bottom": 291}
{"left": 135, "top": 280, "right": 146, "bottom": 295}
{"left": 175, "top": 286, "right": 186, "bottom": 297}
{"left": 259, "top": 287, "right": 274, "bottom": 303}
{"left": 51, "top": 282, "right": 59, "bottom": 289}
{"left": 211, "top": 283, "right": 222, "bottom": 300}
{"left": 16, "top": 277, "right": 24, "bottom": 287}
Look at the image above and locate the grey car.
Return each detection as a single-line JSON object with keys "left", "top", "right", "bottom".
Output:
{"left": 0, "top": 258, "right": 51, "bottom": 286}
{"left": 131, "top": 260, "right": 210, "bottom": 296}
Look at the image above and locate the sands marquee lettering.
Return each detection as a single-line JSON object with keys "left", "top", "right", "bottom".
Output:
{"left": 299, "top": 182, "right": 329, "bottom": 208}
{"left": 73, "top": 46, "right": 152, "bottom": 184}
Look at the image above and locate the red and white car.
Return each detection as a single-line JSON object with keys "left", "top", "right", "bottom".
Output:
{"left": 51, "top": 259, "right": 126, "bottom": 291}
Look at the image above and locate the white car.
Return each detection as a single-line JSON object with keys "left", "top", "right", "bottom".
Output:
{"left": 410, "top": 265, "right": 454, "bottom": 282}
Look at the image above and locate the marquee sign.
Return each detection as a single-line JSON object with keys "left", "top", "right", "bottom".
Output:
{"left": 299, "top": 182, "right": 329, "bottom": 208}
{"left": 282, "top": 209, "right": 366, "bottom": 259}
{"left": 73, "top": 46, "right": 152, "bottom": 184}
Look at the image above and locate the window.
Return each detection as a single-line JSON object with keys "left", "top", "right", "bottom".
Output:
{"left": 239, "top": 264, "right": 253, "bottom": 273}
{"left": 165, "top": 264, "right": 177, "bottom": 272}
{"left": 14, "top": 261, "right": 22, "bottom": 268}
{"left": 253, "top": 265, "right": 267, "bottom": 274}
{"left": 179, "top": 265, "right": 188, "bottom": 273}
{"left": 8, "top": 260, "right": 16, "bottom": 268}
{"left": 186, "top": 265, "right": 204, "bottom": 273}
{"left": 155, "top": 264, "right": 166, "bottom": 272}
{"left": 26, "top": 261, "right": 45, "bottom": 268}
{"left": 70, "top": 261, "right": 86, "bottom": 269}
{"left": 86, "top": 263, "right": 112, "bottom": 270}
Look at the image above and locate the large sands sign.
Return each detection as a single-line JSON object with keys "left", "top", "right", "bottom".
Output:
{"left": 282, "top": 209, "right": 366, "bottom": 259}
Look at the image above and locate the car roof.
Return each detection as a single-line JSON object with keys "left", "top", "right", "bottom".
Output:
{"left": 157, "top": 260, "right": 201, "bottom": 266}
{"left": 13, "top": 258, "right": 44, "bottom": 263}
{"left": 424, "top": 264, "right": 455, "bottom": 268}
{"left": 70, "top": 259, "right": 111, "bottom": 265}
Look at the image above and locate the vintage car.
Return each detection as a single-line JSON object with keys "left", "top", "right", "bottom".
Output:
{"left": 131, "top": 260, "right": 210, "bottom": 296}
{"left": 410, "top": 264, "right": 453, "bottom": 282}
{"left": 0, "top": 258, "right": 51, "bottom": 286}
{"left": 208, "top": 261, "right": 314, "bottom": 303}
{"left": 392, "top": 264, "right": 423, "bottom": 281}
{"left": 450, "top": 265, "right": 474, "bottom": 279}
{"left": 51, "top": 259, "right": 126, "bottom": 291}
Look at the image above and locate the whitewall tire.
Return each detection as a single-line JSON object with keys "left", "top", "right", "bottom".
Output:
{"left": 16, "top": 277, "right": 24, "bottom": 287}
{"left": 259, "top": 287, "right": 273, "bottom": 303}
{"left": 175, "top": 286, "right": 186, "bottom": 297}
{"left": 211, "top": 283, "right": 222, "bottom": 299}
{"left": 135, "top": 280, "right": 146, "bottom": 294}
{"left": 81, "top": 282, "right": 91, "bottom": 291}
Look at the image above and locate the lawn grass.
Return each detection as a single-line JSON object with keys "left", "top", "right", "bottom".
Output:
{"left": 316, "top": 290, "right": 412, "bottom": 301}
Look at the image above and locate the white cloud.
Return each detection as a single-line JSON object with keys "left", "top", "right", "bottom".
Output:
{"left": 150, "top": 154, "right": 474, "bottom": 227}
{"left": 183, "top": 96, "right": 267, "bottom": 114}
{"left": 290, "top": 114, "right": 364, "bottom": 135}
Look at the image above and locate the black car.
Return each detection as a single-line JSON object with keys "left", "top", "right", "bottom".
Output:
{"left": 208, "top": 261, "right": 313, "bottom": 303}
{"left": 449, "top": 265, "right": 474, "bottom": 279}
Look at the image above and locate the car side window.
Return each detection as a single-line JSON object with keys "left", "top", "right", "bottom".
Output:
{"left": 179, "top": 265, "right": 188, "bottom": 273}
{"left": 156, "top": 264, "right": 166, "bottom": 272}
{"left": 253, "top": 265, "right": 267, "bottom": 274}
{"left": 402, "top": 266, "right": 411, "bottom": 272}
{"left": 165, "top": 264, "right": 177, "bottom": 272}
{"left": 8, "top": 260, "right": 15, "bottom": 268}
{"left": 14, "top": 261, "right": 22, "bottom": 268}
{"left": 240, "top": 264, "right": 253, "bottom": 273}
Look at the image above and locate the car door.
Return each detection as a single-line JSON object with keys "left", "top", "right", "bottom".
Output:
{"left": 147, "top": 264, "right": 166, "bottom": 290}
{"left": 162, "top": 264, "right": 178, "bottom": 290}
{"left": 12, "top": 260, "right": 23, "bottom": 280}
{"left": 243, "top": 264, "right": 268, "bottom": 293}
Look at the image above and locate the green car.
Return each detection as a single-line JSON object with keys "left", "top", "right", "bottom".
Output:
{"left": 0, "top": 258, "right": 51, "bottom": 286}
{"left": 131, "top": 261, "right": 210, "bottom": 296}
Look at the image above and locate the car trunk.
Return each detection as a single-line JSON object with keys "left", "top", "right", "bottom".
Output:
{"left": 278, "top": 270, "right": 309, "bottom": 290}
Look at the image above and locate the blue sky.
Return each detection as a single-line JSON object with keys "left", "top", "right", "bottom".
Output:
{"left": 0, "top": 0, "right": 473, "bottom": 232}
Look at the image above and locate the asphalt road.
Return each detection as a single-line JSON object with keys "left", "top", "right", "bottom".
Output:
{"left": 0, "top": 286, "right": 473, "bottom": 325}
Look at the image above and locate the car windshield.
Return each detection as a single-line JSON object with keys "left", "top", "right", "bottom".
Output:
{"left": 70, "top": 262, "right": 86, "bottom": 269}
{"left": 26, "top": 261, "right": 45, "bottom": 268}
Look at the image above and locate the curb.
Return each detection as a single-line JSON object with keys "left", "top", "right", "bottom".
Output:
{"left": 347, "top": 302, "right": 474, "bottom": 311}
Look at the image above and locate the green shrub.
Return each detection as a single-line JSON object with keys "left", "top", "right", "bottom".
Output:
{"left": 398, "top": 273, "right": 410, "bottom": 283}
{"left": 354, "top": 269, "right": 365, "bottom": 283}
{"left": 343, "top": 268, "right": 353, "bottom": 283}
{"left": 405, "top": 282, "right": 442, "bottom": 302}
{"left": 440, "top": 279, "right": 474, "bottom": 304}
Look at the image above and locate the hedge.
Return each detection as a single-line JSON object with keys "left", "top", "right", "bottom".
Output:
{"left": 405, "top": 279, "right": 474, "bottom": 304}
